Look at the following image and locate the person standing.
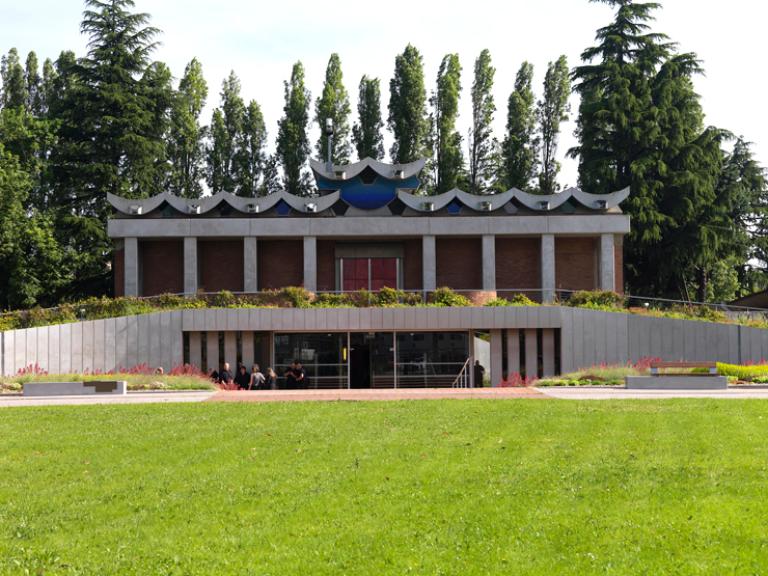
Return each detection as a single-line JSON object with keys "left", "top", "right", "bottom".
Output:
{"left": 473, "top": 360, "right": 486, "bottom": 388}
{"left": 284, "top": 362, "right": 298, "bottom": 389}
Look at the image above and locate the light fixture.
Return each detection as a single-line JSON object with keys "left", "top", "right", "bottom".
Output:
{"left": 129, "top": 204, "right": 142, "bottom": 215}
{"left": 596, "top": 199, "right": 607, "bottom": 209}
{"left": 334, "top": 170, "right": 347, "bottom": 179}
{"left": 394, "top": 169, "right": 405, "bottom": 179}
{"left": 246, "top": 203, "right": 260, "bottom": 214}
{"left": 305, "top": 202, "right": 318, "bottom": 213}
{"left": 538, "top": 200, "right": 550, "bottom": 211}
{"left": 480, "top": 201, "right": 493, "bottom": 212}
{"left": 421, "top": 201, "right": 435, "bottom": 212}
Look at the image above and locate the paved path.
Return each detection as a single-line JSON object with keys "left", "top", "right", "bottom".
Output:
{"left": 208, "top": 387, "right": 545, "bottom": 403}
{"left": 0, "top": 391, "right": 216, "bottom": 408}
{"left": 537, "top": 387, "right": 768, "bottom": 400}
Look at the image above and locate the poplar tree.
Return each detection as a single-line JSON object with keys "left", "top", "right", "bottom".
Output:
{"left": 431, "top": 53, "right": 464, "bottom": 193}
{"left": 24, "top": 52, "right": 43, "bottom": 114}
{"left": 276, "top": 61, "right": 311, "bottom": 195}
{"left": 235, "top": 100, "right": 267, "bottom": 197}
{"left": 315, "top": 53, "right": 351, "bottom": 165}
{"left": 352, "top": 76, "right": 384, "bottom": 160}
{"left": 1, "top": 48, "right": 26, "bottom": 109}
{"left": 468, "top": 49, "right": 496, "bottom": 194}
{"left": 388, "top": 44, "right": 429, "bottom": 164}
{"left": 501, "top": 62, "right": 538, "bottom": 191}
{"left": 168, "top": 58, "right": 208, "bottom": 198}
{"left": 207, "top": 71, "right": 245, "bottom": 193}
{"left": 137, "top": 61, "right": 173, "bottom": 196}
{"left": 537, "top": 55, "right": 571, "bottom": 194}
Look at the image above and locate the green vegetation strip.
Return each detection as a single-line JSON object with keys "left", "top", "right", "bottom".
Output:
{"left": 1, "top": 401, "right": 767, "bottom": 574}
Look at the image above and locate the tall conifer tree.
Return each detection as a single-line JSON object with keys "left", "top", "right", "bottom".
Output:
{"left": 315, "top": 54, "right": 351, "bottom": 165}
{"left": 235, "top": 100, "right": 267, "bottom": 197}
{"left": 276, "top": 61, "right": 311, "bottom": 195}
{"left": 537, "top": 55, "right": 571, "bottom": 194}
{"left": 388, "top": 44, "right": 429, "bottom": 164}
{"left": 168, "top": 58, "right": 208, "bottom": 198}
{"left": 430, "top": 53, "right": 464, "bottom": 193}
{"left": 468, "top": 49, "right": 496, "bottom": 194}
{"left": 352, "top": 76, "right": 384, "bottom": 160}
{"left": 502, "top": 62, "right": 538, "bottom": 191}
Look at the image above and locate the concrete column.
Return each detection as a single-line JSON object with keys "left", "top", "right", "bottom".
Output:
{"left": 303, "top": 236, "right": 317, "bottom": 292}
{"left": 542, "top": 329, "right": 556, "bottom": 377}
{"left": 422, "top": 235, "right": 437, "bottom": 292}
{"left": 189, "top": 331, "right": 202, "bottom": 369}
{"left": 206, "top": 331, "right": 219, "bottom": 373}
{"left": 541, "top": 234, "right": 555, "bottom": 303}
{"left": 506, "top": 329, "right": 520, "bottom": 376}
{"left": 524, "top": 329, "right": 539, "bottom": 379}
{"left": 124, "top": 237, "right": 139, "bottom": 297}
{"left": 244, "top": 237, "right": 258, "bottom": 293}
{"left": 490, "top": 329, "right": 503, "bottom": 387}
{"left": 482, "top": 235, "right": 496, "bottom": 291}
{"left": 183, "top": 237, "right": 198, "bottom": 295}
{"left": 224, "top": 332, "right": 237, "bottom": 367}
{"left": 599, "top": 234, "right": 616, "bottom": 292}
{"left": 241, "top": 331, "right": 254, "bottom": 370}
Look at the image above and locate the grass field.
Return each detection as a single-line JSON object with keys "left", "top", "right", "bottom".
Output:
{"left": 1, "top": 400, "right": 767, "bottom": 575}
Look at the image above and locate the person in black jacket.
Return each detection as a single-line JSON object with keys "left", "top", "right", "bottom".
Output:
{"left": 233, "top": 364, "right": 251, "bottom": 390}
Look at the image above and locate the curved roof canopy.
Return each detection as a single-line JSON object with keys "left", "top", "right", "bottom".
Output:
{"left": 108, "top": 186, "right": 629, "bottom": 217}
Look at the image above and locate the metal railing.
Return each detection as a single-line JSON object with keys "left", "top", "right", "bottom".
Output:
{"left": 451, "top": 357, "right": 473, "bottom": 389}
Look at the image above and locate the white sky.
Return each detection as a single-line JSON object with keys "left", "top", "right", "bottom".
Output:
{"left": 2, "top": 0, "right": 766, "bottom": 188}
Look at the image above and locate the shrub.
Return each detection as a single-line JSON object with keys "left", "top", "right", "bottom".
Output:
{"left": 280, "top": 286, "right": 313, "bottom": 308}
{"left": 210, "top": 290, "right": 238, "bottom": 308}
{"left": 669, "top": 305, "right": 728, "bottom": 324}
{"left": 716, "top": 362, "right": 768, "bottom": 382}
{"left": 313, "top": 293, "right": 355, "bottom": 307}
{"left": 484, "top": 294, "right": 540, "bottom": 307}
{"left": 567, "top": 290, "right": 625, "bottom": 309}
{"left": 350, "top": 289, "right": 376, "bottom": 307}
{"left": 376, "top": 286, "right": 402, "bottom": 306}
{"left": 484, "top": 298, "right": 512, "bottom": 307}
{"left": 429, "top": 287, "right": 471, "bottom": 307}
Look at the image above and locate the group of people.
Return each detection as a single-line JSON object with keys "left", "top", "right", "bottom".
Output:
{"left": 210, "top": 362, "right": 278, "bottom": 390}
{"left": 209, "top": 360, "right": 307, "bottom": 390}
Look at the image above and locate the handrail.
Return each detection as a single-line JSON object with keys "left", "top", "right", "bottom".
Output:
{"left": 451, "top": 357, "right": 473, "bottom": 389}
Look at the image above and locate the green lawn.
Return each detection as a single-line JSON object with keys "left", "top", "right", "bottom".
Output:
{"left": 1, "top": 400, "right": 767, "bottom": 575}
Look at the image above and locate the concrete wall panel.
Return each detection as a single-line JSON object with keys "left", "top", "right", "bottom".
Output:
{"left": 47, "top": 325, "right": 60, "bottom": 375}
{"left": 59, "top": 324, "right": 71, "bottom": 374}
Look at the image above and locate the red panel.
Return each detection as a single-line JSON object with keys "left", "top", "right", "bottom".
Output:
{"left": 371, "top": 258, "right": 397, "bottom": 290}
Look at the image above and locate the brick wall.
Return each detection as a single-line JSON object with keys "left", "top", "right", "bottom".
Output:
{"left": 496, "top": 237, "right": 541, "bottom": 298}
{"left": 555, "top": 237, "right": 597, "bottom": 292}
{"left": 317, "top": 240, "right": 335, "bottom": 292}
{"left": 436, "top": 237, "right": 482, "bottom": 290}
{"left": 140, "top": 240, "right": 184, "bottom": 296}
{"left": 199, "top": 240, "right": 244, "bottom": 293}
{"left": 403, "top": 239, "right": 423, "bottom": 290}
{"left": 113, "top": 248, "right": 124, "bottom": 297}
{"left": 258, "top": 239, "right": 303, "bottom": 289}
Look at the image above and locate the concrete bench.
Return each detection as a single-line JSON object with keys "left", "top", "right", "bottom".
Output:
{"left": 627, "top": 361, "right": 727, "bottom": 390}
{"left": 23, "top": 381, "right": 128, "bottom": 397}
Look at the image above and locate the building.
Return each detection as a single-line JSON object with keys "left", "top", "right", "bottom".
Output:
{"left": 5, "top": 159, "right": 766, "bottom": 384}
{"left": 109, "top": 158, "right": 629, "bottom": 300}
{"left": 95, "top": 157, "right": 634, "bottom": 388}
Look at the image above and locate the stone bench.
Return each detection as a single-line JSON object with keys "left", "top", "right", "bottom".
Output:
{"left": 23, "top": 381, "right": 128, "bottom": 397}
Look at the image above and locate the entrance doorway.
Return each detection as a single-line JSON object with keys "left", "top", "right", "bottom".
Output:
{"left": 349, "top": 333, "right": 371, "bottom": 388}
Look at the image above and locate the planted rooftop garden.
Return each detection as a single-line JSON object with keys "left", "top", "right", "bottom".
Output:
{"left": 0, "top": 288, "right": 766, "bottom": 332}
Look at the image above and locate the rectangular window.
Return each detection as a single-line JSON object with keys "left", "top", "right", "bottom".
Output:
{"left": 273, "top": 333, "right": 348, "bottom": 389}
{"left": 395, "top": 332, "right": 469, "bottom": 388}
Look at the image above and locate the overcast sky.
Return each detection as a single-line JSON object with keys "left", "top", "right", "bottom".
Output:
{"left": 2, "top": 0, "right": 765, "bottom": 188}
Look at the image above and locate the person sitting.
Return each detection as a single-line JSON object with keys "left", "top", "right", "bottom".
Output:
{"left": 209, "top": 368, "right": 219, "bottom": 383}
{"left": 249, "top": 364, "right": 266, "bottom": 390}
{"left": 265, "top": 367, "right": 278, "bottom": 390}
{"left": 284, "top": 362, "right": 298, "bottom": 389}
{"left": 218, "top": 362, "right": 234, "bottom": 387}
{"left": 234, "top": 364, "right": 251, "bottom": 390}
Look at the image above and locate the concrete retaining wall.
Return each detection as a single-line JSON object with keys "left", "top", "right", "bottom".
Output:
{"left": 1, "top": 307, "right": 766, "bottom": 376}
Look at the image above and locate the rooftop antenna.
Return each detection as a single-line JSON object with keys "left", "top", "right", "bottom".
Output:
{"left": 325, "top": 118, "right": 334, "bottom": 173}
